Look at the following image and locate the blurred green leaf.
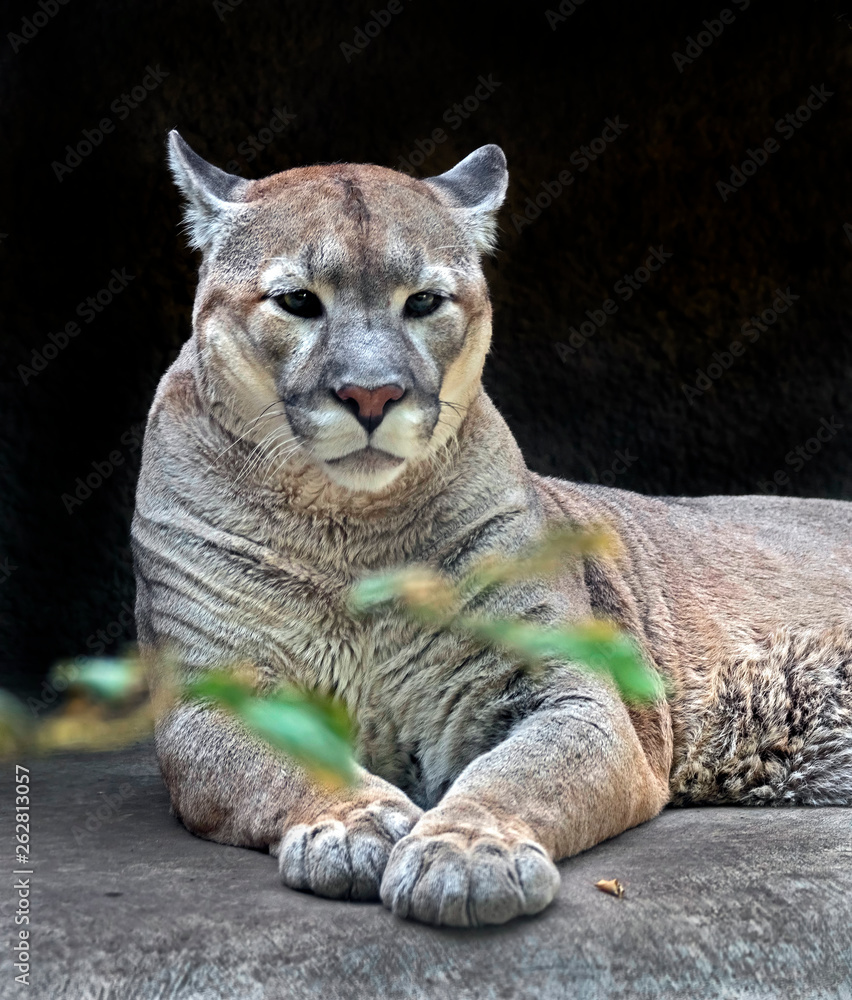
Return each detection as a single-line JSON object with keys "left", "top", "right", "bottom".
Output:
{"left": 239, "top": 698, "right": 355, "bottom": 785}
{"left": 349, "top": 573, "right": 403, "bottom": 611}
{"left": 461, "top": 525, "right": 620, "bottom": 596}
{"left": 0, "top": 689, "right": 32, "bottom": 756}
{"left": 350, "top": 528, "right": 662, "bottom": 706}
{"left": 58, "top": 657, "right": 145, "bottom": 701}
{"left": 3, "top": 523, "right": 660, "bottom": 775}
{"left": 185, "top": 671, "right": 356, "bottom": 786}
{"left": 184, "top": 671, "right": 252, "bottom": 710}
{"left": 0, "top": 661, "right": 356, "bottom": 785}
{"left": 297, "top": 689, "right": 353, "bottom": 744}
{"left": 460, "top": 617, "right": 660, "bottom": 703}
{"left": 349, "top": 567, "right": 454, "bottom": 617}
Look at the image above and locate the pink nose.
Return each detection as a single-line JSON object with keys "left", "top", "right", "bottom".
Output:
{"left": 335, "top": 384, "right": 404, "bottom": 429}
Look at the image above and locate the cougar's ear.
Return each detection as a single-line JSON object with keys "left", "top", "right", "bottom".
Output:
{"left": 167, "top": 130, "right": 247, "bottom": 251}
{"left": 422, "top": 145, "right": 508, "bottom": 254}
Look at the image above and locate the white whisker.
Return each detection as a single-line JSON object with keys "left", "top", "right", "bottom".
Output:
{"left": 207, "top": 403, "right": 287, "bottom": 471}
{"left": 234, "top": 423, "right": 291, "bottom": 485}
{"left": 262, "top": 439, "right": 303, "bottom": 486}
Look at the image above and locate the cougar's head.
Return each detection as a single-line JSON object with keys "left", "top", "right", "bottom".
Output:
{"left": 168, "top": 132, "right": 508, "bottom": 494}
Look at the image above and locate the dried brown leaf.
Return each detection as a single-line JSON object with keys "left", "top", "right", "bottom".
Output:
{"left": 594, "top": 878, "right": 625, "bottom": 898}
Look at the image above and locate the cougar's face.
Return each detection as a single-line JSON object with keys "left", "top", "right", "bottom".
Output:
{"left": 170, "top": 137, "right": 508, "bottom": 493}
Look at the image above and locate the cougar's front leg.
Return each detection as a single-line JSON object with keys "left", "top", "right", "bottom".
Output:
{"left": 380, "top": 680, "right": 671, "bottom": 926}
{"left": 156, "top": 702, "right": 422, "bottom": 901}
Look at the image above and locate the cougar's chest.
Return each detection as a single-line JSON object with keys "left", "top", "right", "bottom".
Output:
{"left": 266, "top": 545, "right": 407, "bottom": 703}
{"left": 273, "top": 595, "right": 451, "bottom": 804}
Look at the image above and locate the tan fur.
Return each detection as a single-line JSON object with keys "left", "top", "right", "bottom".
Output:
{"left": 132, "top": 135, "right": 852, "bottom": 927}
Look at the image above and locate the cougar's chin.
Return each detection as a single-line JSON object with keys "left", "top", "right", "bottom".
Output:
{"left": 321, "top": 445, "right": 408, "bottom": 492}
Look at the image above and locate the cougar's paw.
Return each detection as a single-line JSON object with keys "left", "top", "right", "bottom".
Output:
{"left": 278, "top": 799, "right": 422, "bottom": 901}
{"left": 380, "top": 826, "right": 560, "bottom": 927}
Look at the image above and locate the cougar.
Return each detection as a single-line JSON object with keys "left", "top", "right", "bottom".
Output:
{"left": 131, "top": 132, "right": 852, "bottom": 927}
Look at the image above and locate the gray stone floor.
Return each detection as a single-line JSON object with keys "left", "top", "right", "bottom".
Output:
{"left": 3, "top": 741, "right": 852, "bottom": 1000}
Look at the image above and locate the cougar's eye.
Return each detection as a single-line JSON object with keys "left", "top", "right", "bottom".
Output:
{"left": 274, "top": 289, "right": 323, "bottom": 318}
{"left": 404, "top": 291, "right": 442, "bottom": 318}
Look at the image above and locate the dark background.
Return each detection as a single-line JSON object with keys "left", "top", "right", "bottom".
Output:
{"left": 1, "top": 0, "right": 851, "bottom": 694}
